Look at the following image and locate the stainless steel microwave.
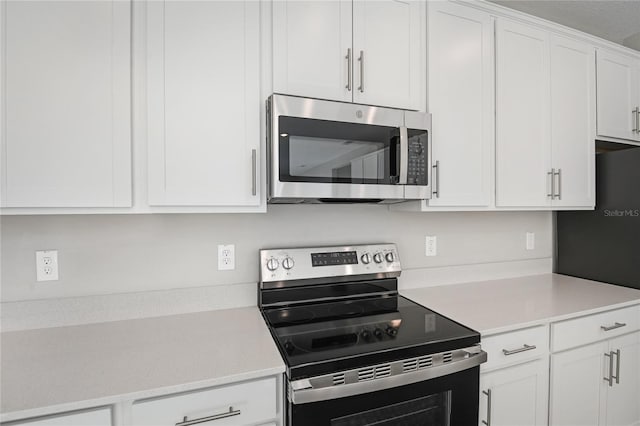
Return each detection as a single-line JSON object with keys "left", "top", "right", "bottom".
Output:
{"left": 267, "top": 94, "right": 432, "bottom": 203}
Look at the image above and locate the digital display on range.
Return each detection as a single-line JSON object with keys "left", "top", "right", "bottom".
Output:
{"left": 311, "top": 251, "right": 358, "bottom": 267}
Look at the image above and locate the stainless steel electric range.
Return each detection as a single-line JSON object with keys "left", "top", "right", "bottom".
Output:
{"left": 258, "top": 243, "right": 487, "bottom": 426}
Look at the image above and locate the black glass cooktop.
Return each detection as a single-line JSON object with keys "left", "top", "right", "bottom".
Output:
{"left": 263, "top": 295, "right": 479, "bottom": 379}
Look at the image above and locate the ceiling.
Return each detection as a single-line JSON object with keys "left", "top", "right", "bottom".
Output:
{"left": 488, "top": 0, "right": 640, "bottom": 51}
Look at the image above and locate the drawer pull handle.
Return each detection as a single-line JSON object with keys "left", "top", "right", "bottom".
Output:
{"left": 601, "top": 322, "right": 627, "bottom": 332}
{"left": 502, "top": 344, "right": 536, "bottom": 356}
{"left": 175, "top": 407, "right": 241, "bottom": 426}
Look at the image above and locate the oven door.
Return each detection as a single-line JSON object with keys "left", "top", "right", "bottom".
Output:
{"left": 269, "top": 94, "right": 407, "bottom": 201}
{"left": 288, "top": 367, "right": 479, "bottom": 426}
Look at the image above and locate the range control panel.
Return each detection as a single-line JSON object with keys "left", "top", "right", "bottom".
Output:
{"left": 259, "top": 243, "right": 401, "bottom": 284}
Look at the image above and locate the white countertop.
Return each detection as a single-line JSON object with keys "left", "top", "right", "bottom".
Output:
{"left": 403, "top": 273, "right": 640, "bottom": 335}
{"left": 0, "top": 307, "right": 285, "bottom": 422}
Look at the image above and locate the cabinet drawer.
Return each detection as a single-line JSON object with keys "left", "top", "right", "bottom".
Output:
{"left": 481, "top": 325, "right": 549, "bottom": 371}
{"left": 5, "top": 408, "right": 111, "bottom": 426}
{"left": 132, "top": 377, "right": 277, "bottom": 426}
{"left": 551, "top": 305, "right": 640, "bottom": 352}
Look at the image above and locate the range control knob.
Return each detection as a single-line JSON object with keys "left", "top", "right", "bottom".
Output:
{"left": 282, "top": 257, "right": 295, "bottom": 270}
{"left": 386, "top": 326, "right": 398, "bottom": 337}
{"left": 373, "top": 253, "right": 384, "bottom": 264}
{"left": 360, "top": 329, "right": 371, "bottom": 340}
{"left": 385, "top": 252, "right": 395, "bottom": 263}
{"left": 266, "top": 258, "right": 280, "bottom": 271}
{"left": 374, "top": 328, "right": 384, "bottom": 339}
{"left": 361, "top": 253, "right": 371, "bottom": 264}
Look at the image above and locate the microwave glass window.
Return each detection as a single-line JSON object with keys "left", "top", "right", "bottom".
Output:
{"left": 279, "top": 116, "right": 399, "bottom": 184}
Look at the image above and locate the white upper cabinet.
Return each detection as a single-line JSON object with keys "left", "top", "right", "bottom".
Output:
{"left": 496, "top": 19, "right": 596, "bottom": 209}
{"left": 352, "top": 0, "right": 424, "bottom": 110}
{"left": 496, "top": 19, "right": 551, "bottom": 208}
{"left": 549, "top": 35, "right": 595, "bottom": 208}
{"left": 272, "top": 0, "right": 425, "bottom": 110}
{"left": 426, "top": 1, "right": 493, "bottom": 207}
{"left": 1, "top": 0, "right": 131, "bottom": 208}
{"left": 272, "top": 0, "right": 352, "bottom": 103}
{"left": 596, "top": 49, "right": 640, "bottom": 143}
{"left": 146, "top": 0, "right": 261, "bottom": 207}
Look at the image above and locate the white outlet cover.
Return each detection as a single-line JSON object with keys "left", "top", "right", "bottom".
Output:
{"left": 36, "top": 250, "right": 59, "bottom": 281}
{"left": 425, "top": 236, "right": 437, "bottom": 257}
{"left": 218, "top": 244, "right": 235, "bottom": 271}
{"left": 526, "top": 232, "right": 535, "bottom": 250}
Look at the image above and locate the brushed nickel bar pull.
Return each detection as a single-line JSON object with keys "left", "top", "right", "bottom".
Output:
{"left": 604, "top": 351, "right": 614, "bottom": 387}
{"left": 432, "top": 161, "right": 440, "bottom": 198}
{"left": 345, "top": 48, "right": 352, "bottom": 91}
{"left": 502, "top": 344, "right": 537, "bottom": 356}
{"left": 482, "top": 389, "right": 492, "bottom": 426}
{"left": 358, "top": 50, "right": 365, "bottom": 93}
{"left": 612, "top": 349, "right": 621, "bottom": 385}
{"left": 251, "top": 149, "right": 257, "bottom": 196}
{"left": 547, "top": 169, "right": 555, "bottom": 198}
{"left": 175, "top": 407, "right": 241, "bottom": 426}
{"left": 554, "top": 169, "right": 562, "bottom": 200}
{"left": 601, "top": 322, "right": 627, "bottom": 332}
{"left": 633, "top": 107, "right": 639, "bottom": 133}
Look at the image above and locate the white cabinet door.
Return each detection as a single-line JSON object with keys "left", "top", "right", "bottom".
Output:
{"left": 146, "top": 0, "right": 261, "bottom": 207}
{"left": 550, "top": 341, "right": 608, "bottom": 426}
{"left": 352, "top": 0, "right": 424, "bottom": 110}
{"left": 10, "top": 408, "right": 111, "bottom": 426}
{"left": 596, "top": 49, "right": 640, "bottom": 142}
{"left": 549, "top": 35, "right": 595, "bottom": 208}
{"left": 479, "top": 358, "right": 549, "bottom": 426}
{"left": 605, "top": 332, "right": 640, "bottom": 426}
{"left": 272, "top": 0, "right": 352, "bottom": 102}
{"left": 132, "top": 377, "right": 277, "bottom": 426}
{"left": 1, "top": 0, "right": 131, "bottom": 208}
{"left": 495, "top": 19, "right": 551, "bottom": 207}
{"left": 426, "top": 2, "right": 493, "bottom": 207}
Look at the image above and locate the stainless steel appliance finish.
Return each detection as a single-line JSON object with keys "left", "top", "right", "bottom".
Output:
{"left": 267, "top": 94, "right": 432, "bottom": 203}
{"left": 258, "top": 243, "right": 486, "bottom": 425}
{"left": 259, "top": 243, "right": 401, "bottom": 291}
{"left": 289, "top": 345, "right": 487, "bottom": 404}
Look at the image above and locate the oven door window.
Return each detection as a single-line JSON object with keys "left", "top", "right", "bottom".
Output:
{"left": 278, "top": 116, "right": 400, "bottom": 185}
{"left": 331, "top": 392, "right": 450, "bottom": 426}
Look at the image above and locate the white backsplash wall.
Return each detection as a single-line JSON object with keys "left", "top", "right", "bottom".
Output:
{"left": 1, "top": 206, "right": 552, "bottom": 302}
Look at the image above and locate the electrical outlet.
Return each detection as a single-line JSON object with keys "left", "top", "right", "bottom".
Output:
{"left": 218, "top": 244, "right": 235, "bottom": 271}
{"left": 425, "top": 236, "right": 437, "bottom": 257}
{"left": 36, "top": 250, "right": 59, "bottom": 281}
{"left": 526, "top": 232, "right": 535, "bottom": 250}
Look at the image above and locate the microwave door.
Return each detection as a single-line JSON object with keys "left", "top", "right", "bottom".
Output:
{"left": 273, "top": 115, "right": 405, "bottom": 201}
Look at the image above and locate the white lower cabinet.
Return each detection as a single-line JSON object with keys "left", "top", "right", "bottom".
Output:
{"left": 550, "top": 305, "right": 640, "bottom": 426}
{"left": 479, "top": 326, "right": 549, "bottom": 426}
{"left": 480, "top": 359, "right": 549, "bottom": 426}
{"left": 132, "top": 377, "right": 278, "bottom": 426}
{"left": 4, "top": 408, "right": 111, "bottom": 426}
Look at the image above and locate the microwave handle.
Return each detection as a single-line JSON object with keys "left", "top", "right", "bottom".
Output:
{"left": 398, "top": 126, "right": 408, "bottom": 185}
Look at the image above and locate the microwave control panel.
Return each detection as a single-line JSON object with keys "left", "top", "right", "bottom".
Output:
{"left": 407, "top": 131, "right": 428, "bottom": 185}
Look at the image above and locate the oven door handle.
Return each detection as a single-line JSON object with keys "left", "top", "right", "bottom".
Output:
{"left": 289, "top": 348, "right": 487, "bottom": 405}
{"left": 398, "top": 126, "right": 408, "bottom": 185}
